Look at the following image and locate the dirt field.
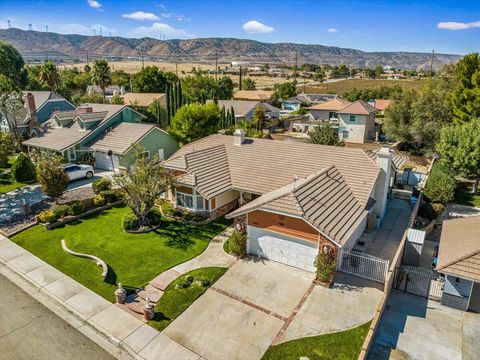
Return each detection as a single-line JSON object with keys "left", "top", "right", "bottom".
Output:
{"left": 305, "top": 78, "right": 429, "bottom": 95}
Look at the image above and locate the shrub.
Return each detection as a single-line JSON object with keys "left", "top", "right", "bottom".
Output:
{"left": 38, "top": 210, "right": 56, "bottom": 223}
{"left": 101, "top": 189, "right": 122, "bottom": 203}
{"left": 227, "top": 230, "right": 247, "bottom": 257}
{"left": 315, "top": 252, "right": 337, "bottom": 283}
{"left": 157, "top": 199, "right": 175, "bottom": 216}
{"left": 431, "top": 203, "right": 445, "bottom": 216}
{"left": 36, "top": 155, "right": 69, "bottom": 198}
{"left": 11, "top": 153, "right": 36, "bottom": 182}
{"left": 93, "top": 195, "right": 106, "bottom": 206}
{"left": 418, "top": 202, "right": 436, "bottom": 221}
{"left": 424, "top": 163, "right": 456, "bottom": 204}
{"left": 53, "top": 205, "right": 70, "bottom": 219}
{"left": 122, "top": 213, "right": 139, "bottom": 231}
{"left": 67, "top": 200, "right": 85, "bottom": 216}
{"left": 147, "top": 208, "right": 162, "bottom": 226}
{"left": 92, "top": 178, "right": 112, "bottom": 194}
{"left": 78, "top": 153, "right": 95, "bottom": 166}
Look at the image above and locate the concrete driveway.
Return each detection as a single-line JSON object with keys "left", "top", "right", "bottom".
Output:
{"left": 163, "top": 259, "right": 315, "bottom": 360}
{"left": 65, "top": 169, "right": 114, "bottom": 191}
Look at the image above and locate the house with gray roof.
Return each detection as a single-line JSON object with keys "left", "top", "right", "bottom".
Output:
{"left": 0, "top": 91, "right": 76, "bottom": 135}
{"left": 162, "top": 130, "right": 394, "bottom": 273}
{"left": 23, "top": 104, "right": 178, "bottom": 172}
{"left": 213, "top": 100, "right": 280, "bottom": 122}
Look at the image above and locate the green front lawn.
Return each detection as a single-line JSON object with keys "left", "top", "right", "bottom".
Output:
{"left": 11, "top": 206, "right": 230, "bottom": 301}
{"left": 453, "top": 187, "right": 480, "bottom": 208}
{"left": 0, "top": 172, "right": 28, "bottom": 194}
{"left": 149, "top": 267, "right": 227, "bottom": 332}
{"left": 261, "top": 322, "right": 371, "bottom": 360}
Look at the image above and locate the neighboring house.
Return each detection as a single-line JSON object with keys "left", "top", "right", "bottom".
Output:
{"left": 233, "top": 90, "right": 274, "bottom": 102}
{"left": 213, "top": 100, "right": 280, "bottom": 122}
{"left": 379, "top": 73, "right": 406, "bottom": 80}
{"left": 22, "top": 104, "right": 178, "bottom": 172}
{"left": 368, "top": 99, "right": 393, "bottom": 116}
{"left": 282, "top": 93, "right": 337, "bottom": 111}
{"left": 87, "top": 85, "right": 124, "bottom": 100}
{"left": 122, "top": 93, "right": 166, "bottom": 108}
{"left": 0, "top": 91, "right": 75, "bottom": 135}
{"left": 162, "top": 131, "right": 393, "bottom": 273}
{"left": 337, "top": 100, "right": 379, "bottom": 143}
{"left": 437, "top": 216, "right": 480, "bottom": 312}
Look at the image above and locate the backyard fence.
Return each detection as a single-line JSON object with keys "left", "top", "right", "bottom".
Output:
{"left": 339, "top": 250, "right": 389, "bottom": 284}
{"left": 393, "top": 265, "right": 444, "bottom": 301}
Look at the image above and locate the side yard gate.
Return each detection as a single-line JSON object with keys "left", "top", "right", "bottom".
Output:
{"left": 339, "top": 250, "right": 389, "bottom": 284}
{"left": 393, "top": 265, "right": 444, "bottom": 301}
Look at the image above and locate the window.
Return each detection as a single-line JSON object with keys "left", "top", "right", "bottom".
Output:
{"left": 342, "top": 130, "right": 349, "bottom": 139}
{"left": 349, "top": 115, "right": 356, "bottom": 122}
{"left": 68, "top": 147, "right": 76, "bottom": 161}
{"left": 176, "top": 192, "right": 194, "bottom": 209}
{"left": 329, "top": 112, "right": 338, "bottom": 119}
{"left": 196, "top": 195, "right": 205, "bottom": 211}
{"left": 140, "top": 150, "right": 150, "bottom": 160}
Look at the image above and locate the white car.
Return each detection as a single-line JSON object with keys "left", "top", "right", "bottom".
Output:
{"left": 62, "top": 163, "right": 94, "bottom": 181}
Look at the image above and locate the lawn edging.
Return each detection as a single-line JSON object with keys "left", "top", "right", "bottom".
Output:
{"left": 43, "top": 200, "right": 124, "bottom": 229}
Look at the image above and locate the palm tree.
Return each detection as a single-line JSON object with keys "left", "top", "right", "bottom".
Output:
{"left": 40, "top": 61, "right": 60, "bottom": 92}
{"left": 92, "top": 59, "right": 112, "bottom": 103}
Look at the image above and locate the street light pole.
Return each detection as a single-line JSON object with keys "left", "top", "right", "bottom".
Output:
{"left": 107, "top": 149, "right": 115, "bottom": 175}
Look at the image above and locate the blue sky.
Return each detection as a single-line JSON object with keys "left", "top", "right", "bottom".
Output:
{"left": 0, "top": 0, "right": 479, "bottom": 54}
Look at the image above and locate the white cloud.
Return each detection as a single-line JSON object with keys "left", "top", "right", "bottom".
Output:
{"left": 122, "top": 11, "right": 159, "bottom": 21}
{"left": 156, "top": 3, "right": 167, "bottom": 11}
{"left": 242, "top": 20, "right": 274, "bottom": 34}
{"left": 87, "top": 0, "right": 102, "bottom": 9}
{"left": 128, "top": 22, "right": 188, "bottom": 38}
{"left": 437, "top": 21, "right": 480, "bottom": 30}
{"left": 327, "top": 27, "right": 338, "bottom": 33}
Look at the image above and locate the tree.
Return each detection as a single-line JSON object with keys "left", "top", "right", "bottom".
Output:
{"left": 92, "top": 59, "right": 112, "bottom": 103}
{"left": 0, "top": 77, "right": 24, "bottom": 147}
{"left": 109, "top": 93, "right": 125, "bottom": 105}
{"left": 170, "top": 103, "right": 222, "bottom": 144}
{"left": 111, "top": 70, "right": 131, "bottom": 90}
{"left": 308, "top": 124, "right": 343, "bottom": 146}
{"left": 423, "top": 161, "right": 456, "bottom": 204}
{"left": 374, "top": 65, "right": 384, "bottom": 78}
{"left": 182, "top": 74, "right": 232, "bottom": 103}
{"left": 313, "top": 69, "right": 325, "bottom": 82}
{"left": 11, "top": 153, "right": 36, "bottom": 182}
{"left": 0, "top": 132, "right": 15, "bottom": 168}
{"left": 252, "top": 106, "right": 267, "bottom": 130}
{"left": 113, "top": 149, "right": 174, "bottom": 229}
{"left": 40, "top": 61, "right": 60, "bottom": 92}
{"left": 274, "top": 81, "right": 297, "bottom": 100}
{"left": 216, "top": 76, "right": 234, "bottom": 100}
{"left": 242, "top": 77, "right": 256, "bottom": 90}
{"left": 0, "top": 41, "right": 27, "bottom": 88}
{"left": 437, "top": 118, "right": 480, "bottom": 193}
{"left": 450, "top": 53, "right": 480, "bottom": 123}
{"left": 131, "top": 66, "right": 170, "bottom": 93}
{"left": 36, "top": 155, "right": 69, "bottom": 198}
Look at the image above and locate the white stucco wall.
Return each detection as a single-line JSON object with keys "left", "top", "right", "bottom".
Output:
{"left": 215, "top": 190, "right": 239, "bottom": 208}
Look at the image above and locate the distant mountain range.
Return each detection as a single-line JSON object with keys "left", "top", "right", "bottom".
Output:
{"left": 0, "top": 28, "right": 461, "bottom": 69}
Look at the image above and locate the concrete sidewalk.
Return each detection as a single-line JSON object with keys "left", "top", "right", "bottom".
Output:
{"left": 0, "top": 235, "right": 201, "bottom": 360}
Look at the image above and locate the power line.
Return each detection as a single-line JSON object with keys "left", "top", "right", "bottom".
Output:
{"left": 7, "top": 20, "right": 11, "bottom": 28}
{"left": 28, "top": 24, "right": 33, "bottom": 31}
{"left": 45, "top": 24, "right": 48, "bottom": 32}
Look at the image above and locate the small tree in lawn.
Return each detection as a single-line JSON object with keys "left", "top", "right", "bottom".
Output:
{"left": 113, "top": 149, "right": 174, "bottom": 229}
{"left": 36, "top": 154, "right": 69, "bottom": 198}
{"left": 437, "top": 118, "right": 480, "bottom": 193}
{"left": 308, "top": 124, "right": 343, "bottom": 146}
{"left": 11, "top": 153, "right": 36, "bottom": 182}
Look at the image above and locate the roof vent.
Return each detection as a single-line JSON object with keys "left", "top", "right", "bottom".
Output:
{"left": 234, "top": 128, "right": 245, "bottom": 146}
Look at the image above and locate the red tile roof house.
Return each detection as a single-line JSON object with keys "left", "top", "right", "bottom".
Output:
{"left": 162, "top": 130, "right": 394, "bottom": 274}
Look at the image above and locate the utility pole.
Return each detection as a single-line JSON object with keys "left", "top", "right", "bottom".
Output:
{"left": 99, "top": 27, "right": 103, "bottom": 37}
{"left": 175, "top": 61, "right": 178, "bottom": 77}
{"left": 45, "top": 24, "right": 48, "bottom": 32}
{"left": 214, "top": 53, "right": 218, "bottom": 81}
{"left": 429, "top": 50, "right": 435, "bottom": 77}
{"left": 7, "top": 20, "right": 11, "bottom": 29}
{"left": 93, "top": 29, "right": 96, "bottom": 36}
{"left": 239, "top": 65, "right": 243, "bottom": 90}
{"left": 294, "top": 50, "right": 298, "bottom": 83}
{"left": 85, "top": 50, "right": 89, "bottom": 66}
{"left": 140, "top": 50, "right": 145, "bottom": 70}
{"left": 28, "top": 24, "right": 33, "bottom": 31}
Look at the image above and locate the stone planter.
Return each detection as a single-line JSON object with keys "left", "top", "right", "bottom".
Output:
{"left": 143, "top": 298, "right": 155, "bottom": 320}
{"left": 115, "top": 283, "right": 127, "bottom": 304}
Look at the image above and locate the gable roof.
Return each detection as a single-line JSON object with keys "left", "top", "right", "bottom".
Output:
{"left": 22, "top": 104, "right": 126, "bottom": 151}
{"left": 164, "top": 134, "right": 380, "bottom": 208}
{"left": 233, "top": 90, "right": 274, "bottom": 101}
{"left": 307, "top": 98, "right": 351, "bottom": 111}
{"left": 23, "top": 91, "right": 65, "bottom": 110}
{"left": 338, "top": 100, "right": 378, "bottom": 115}
{"left": 88, "top": 122, "right": 157, "bottom": 155}
{"left": 437, "top": 216, "right": 480, "bottom": 281}
{"left": 122, "top": 93, "right": 165, "bottom": 107}
{"left": 372, "top": 99, "right": 392, "bottom": 111}
{"left": 227, "top": 165, "right": 367, "bottom": 246}
{"left": 215, "top": 100, "right": 259, "bottom": 117}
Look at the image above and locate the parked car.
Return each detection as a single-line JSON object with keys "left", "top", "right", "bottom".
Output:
{"left": 62, "top": 163, "right": 94, "bottom": 181}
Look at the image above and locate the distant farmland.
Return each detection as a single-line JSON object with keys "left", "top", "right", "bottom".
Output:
{"left": 305, "top": 78, "right": 429, "bottom": 95}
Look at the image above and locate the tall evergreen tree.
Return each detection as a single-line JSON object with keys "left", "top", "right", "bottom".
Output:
{"left": 230, "top": 106, "right": 236, "bottom": 126}
{"left": 166, "top": 82, "right": 172, "bottom": 120}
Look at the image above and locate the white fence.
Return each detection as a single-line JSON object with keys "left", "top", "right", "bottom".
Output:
{"left": 339, "top": 250, "right": 389, "bottom": 284}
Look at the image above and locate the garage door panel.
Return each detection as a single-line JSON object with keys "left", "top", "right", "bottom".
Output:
{"left": 247, "top": 226, "right": 318, "bottom": 273}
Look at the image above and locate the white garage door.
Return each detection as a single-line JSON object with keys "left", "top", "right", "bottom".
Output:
{"left": 247, "top": 226, "right": 318, "bottom": 272}
{"left": 95, "top": 152, "right": 119, "bottom": 171}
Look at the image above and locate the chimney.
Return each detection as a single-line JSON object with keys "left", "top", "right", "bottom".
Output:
{"left": 233, "top": 129, "right": 245, "bottom": 146}
{"left": 26, "top": 93, "right": 39, "bottom": 131}
{"left": 373, "top": 147, "right": 393, "bottom": 225}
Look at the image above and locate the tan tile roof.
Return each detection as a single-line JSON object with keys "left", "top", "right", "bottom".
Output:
{"left": 233, "top": 90, "right": 274, "bottom": 101}
{"left": 164, "top": 134, "right": 380, "bottom": 209}
{"left": 215, "top": 100, "right": 259, "bottom": 117}
{"left": 227, "top": 166, "right": 366, "bottom": 246}
{"left": 437, "top": 216, "right": 480, "bottom": 281}
{"left": 307, "top": 98, "right": 351, "bottom": 111}
{"left": 88, "top": 122, "right": 156, "bottom": 155}
{"left": 338, "top": 100, "right": 378, "bottom": 115}
{"left": 22, "top": 104, "right": 126, "bottom": 151}
{"left": 122, "top": 93, "right": 166, "bottom": 107}
{"left": 373, "top": 99, "right": 392, "bottom": 111}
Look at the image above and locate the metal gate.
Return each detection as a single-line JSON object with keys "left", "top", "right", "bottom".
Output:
{"left": 339, "top": 250, "right": 389, "bottom": 284}
{"left": 393, "top": 265, "right": 444, "bottom": 301}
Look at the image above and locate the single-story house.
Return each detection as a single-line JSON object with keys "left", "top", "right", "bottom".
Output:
{"left": 437, "top": 216, "right": 480, "bottom": 312}
{"left": 379, "top": 73, "right": 406, "bottom": 80}
{"left": 87, "top": 85, "right": 125, "bottom": 100}
{"left": 214, "top": 100, "right": 280, "bottom": 122}
{"left": 0, "top": 91, "right": 76, "bottom": 135}
{"left": 233, "top": 90, "right": 274, "bottom": 102}
{"left": 122, "top": 93, "right": 166, "bottom": 108}
{"left": 162, "top": 131, "right": 393, "bottom": 273}
{"left": 23, "top": 104, "right": 178, "bottom": 172}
